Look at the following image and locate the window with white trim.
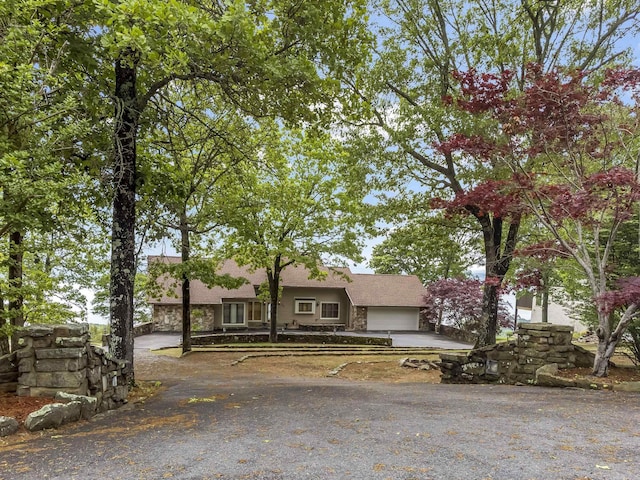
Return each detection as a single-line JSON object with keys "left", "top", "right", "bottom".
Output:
{"left": 247, "top": 301, "right": 262, "bottom": 322}
{"left": 294, "top": 298, "right": 315, "bottom": 314}
{"left": 223, "top": 303, "right": 245, "bottom": 325}
{"left": 320, "top": 302, "right": 340, "bottom": 320}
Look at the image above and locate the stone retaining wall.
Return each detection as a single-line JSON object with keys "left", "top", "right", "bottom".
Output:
{"left": 437, "top": 325, "right": 477, "bottom": 344}
{"left": 439, "top": 323, "right": 594, "bottom": 385}
{"left": 133, "top": 322, "right": 154, "bottom": 336}
{"left": 14, "top": 324, "right": 128, "bottom": 412}
{"left": 192, "top": 332, "right": 391, "bottom": 346}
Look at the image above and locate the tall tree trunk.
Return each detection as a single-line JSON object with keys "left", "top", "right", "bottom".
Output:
{"left": 541, "top": 270, "right": 549, "bottom": 323}
{"left": 8, "top": 231, "right": 23, "bottom": 353}
{"left": 541, "top": 289, "right": 549, "bottom": 323}
{"left": 0, "top": 292, "right": 8, "bottom": 355}
{"left": 476, "top": 282, "right": 499, "bottom": 347}
{"left": 180, "top": 216, "right": 191, "bottom": 354}
{"left": 267, "top": 263, "right": 282, "bottom": 343}
{"left": 474, "top": 215, "right": 519, "bottom": 347}
{"left": 109, "top": 48, "right": 140, "bottom": 385}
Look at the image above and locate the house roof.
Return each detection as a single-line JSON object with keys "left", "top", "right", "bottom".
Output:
{"left": 345, "top": 273, "right": 426, "bottom": 308}
{"left": 148, "top": 256, "right": 426, "bottom": 307}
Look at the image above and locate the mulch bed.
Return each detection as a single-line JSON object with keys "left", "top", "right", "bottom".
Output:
{"left": 556, "top": 366, "right": 640, "bottom": 384}
{"left": 0, "top": 392, "right": 58, "bottom": 424}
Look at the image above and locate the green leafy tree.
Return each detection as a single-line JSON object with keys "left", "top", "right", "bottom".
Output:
{"left": 224, "top": 127, "right": 367, "bottom": 342}
{"left": 0, "top": 0, "right": 97, "bottom": 352}
{"left": 342, "top": 0, "right": 640, "bottom": 346}
{"left": 141, "top": 84, "right": 256, "bottom": 353}
{"left": 370, "top": 213, "right": 481, "bottom": 284}
{"left": 440, "top": 66, "right": 640, "bottom": 376}
{"left": 80, "top": 0, "right": 370, "bottom": 379}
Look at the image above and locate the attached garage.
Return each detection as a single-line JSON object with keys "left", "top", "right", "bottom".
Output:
{"left": 366, "top": 307, "right": 419, "bottom": 331}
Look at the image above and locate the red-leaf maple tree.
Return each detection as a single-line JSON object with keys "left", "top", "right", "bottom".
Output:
{"left": 422, "top": 278, "right": 511, "bottom": 333}
{"left": 438, "top": 66, "right": 640, "bottom": 376}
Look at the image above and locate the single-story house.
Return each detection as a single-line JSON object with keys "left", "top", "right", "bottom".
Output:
{"left": 148, "top": 257, "right": 427, "bottom": 333}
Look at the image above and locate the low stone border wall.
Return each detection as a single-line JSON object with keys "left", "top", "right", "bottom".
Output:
{"left": 437, "top": 325, "right": 477, "bottom": 344}
{"left": 439, "top": 323, "right": 594, "bottom": 385}
{"left": 133, "top": 322, "right": 154, "bottom": 337}
{"left": 24, "top": 391, "right": 99, "bottom": 432}
{"left": 192, "top": 333, "right": 392, "bottom": 346}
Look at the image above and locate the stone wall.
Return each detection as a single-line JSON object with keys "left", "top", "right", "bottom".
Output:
{"left": 14, "top": 324, "right": 128, "bottom": 412}
{"left": 152, "top": 304, "right": 215, "bottom": 332}
{"left": 192, "top": 332, "right": 391, "bottom": 346}
{"left": 437, "top": 325, "right": 477, "bottom": 344}
{"left": 439, "top": 323, "right": 594, "bottom": 385}
{"left": 350, "top": 306, "right": 367, "bottom": 331}
{"left": 133, "top": 322, "right": 154, "bottom": 336}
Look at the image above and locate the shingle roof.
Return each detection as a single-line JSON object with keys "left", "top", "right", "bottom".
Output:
{"left": 345, "top": 273, "right": 426, "bottom": 307}
{"left": 148, "top": 256, "right": 426, "bottom": 307}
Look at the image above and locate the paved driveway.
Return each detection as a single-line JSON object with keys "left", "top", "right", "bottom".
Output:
{"left": 1, "top": 349, "right": 638, "bottom": 480}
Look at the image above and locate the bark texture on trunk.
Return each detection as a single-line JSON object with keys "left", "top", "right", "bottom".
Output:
{"left": 0, "top": 294, "right": 8, "bottom": 355}
{"left": 474, "top": 214, "right": 520, "bottom": 347}
{"left": 267, "top": 262, "right": 282, "bottom": 343}
{"left": 181, "top": 219, "right": 191, "bottom": 354}
{"left": 109, "top": 48, "right": 139, "bottom": 384}
{"left": 8, "top": 231, "right": 23, "bottom": 330}
{"left": 476, "top": 283, "right": 499, "bottom": 348}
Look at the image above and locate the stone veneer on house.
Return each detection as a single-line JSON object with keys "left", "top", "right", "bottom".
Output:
{"left": 349, "top": 306, "right": 367, "bottom": 331}
{"left": 439, "top": 323, "right": 594, "bottom": 385}
{"left": 152, "top": 304, "right": 215, "bottom": 332}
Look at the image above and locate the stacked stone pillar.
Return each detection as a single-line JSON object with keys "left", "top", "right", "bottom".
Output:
{"left": 440, "top": 323, "right": 593, "bottom": 384}
{"left": 14, "top": 324, "right": 128, "bottom": 412}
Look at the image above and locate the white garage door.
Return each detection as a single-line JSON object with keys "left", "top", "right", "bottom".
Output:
{"left": 367, "top": 307, "right": 419, "bottom": 331}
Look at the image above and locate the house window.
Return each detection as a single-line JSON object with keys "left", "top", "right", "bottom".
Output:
{"left": 248, "top": 301, "right": 262, "bottom": 322}
{"left": 321, "top": 302, "right": 340, "bottom": 320}
{"left": 295, "top": 298, "right": 315, "bottom": 314}
{"left": 223, "top": 303, "right": 245, "bottom": 325}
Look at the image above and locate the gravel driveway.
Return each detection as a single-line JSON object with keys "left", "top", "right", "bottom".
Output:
{"left": 1, "top": 348, "right": 638, "bottom": 480}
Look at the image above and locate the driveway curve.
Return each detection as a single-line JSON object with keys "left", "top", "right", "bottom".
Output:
{"left": 0, "top": 348, "right": 638, "bottom": 480}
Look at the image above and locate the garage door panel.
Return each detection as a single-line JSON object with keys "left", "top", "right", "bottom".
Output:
{"left": 367, "top": 307, "right": 418, "bottom": 331}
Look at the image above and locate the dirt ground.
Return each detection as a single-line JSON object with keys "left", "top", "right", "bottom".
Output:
{"left": 2, "top": 349, "right": 638, "bottom": 428}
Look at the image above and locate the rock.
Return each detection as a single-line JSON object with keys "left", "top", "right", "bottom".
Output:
{"left": 61, "top": 401, "right": 83, "bottom": 424}
{"left": 24, "top": 401, "right": 86, "bottom": 432}
{"left": 536, "top": 363, "right": 558, "bottom": 377}
{"left": 55, "top": 336, "right": 87, "bottom": 348}
{"left": 535, "top": 364, "right": 579, "bottom": 388}
{"left": 25, "top": 403, "right": 67, "bottom": 432}
{"left": 0, "top": 416, "right": 19, "bottom": 437}
{"left": 55, "top": 392, "right": 97, "bottom": 419}
{"left": 613, "top": 381, "right": 640, "bottom": 393}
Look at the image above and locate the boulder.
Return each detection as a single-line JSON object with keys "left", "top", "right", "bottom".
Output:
{"left": 0, "top": 416, "right": 19, "bottom": 437}
{"left": 61, "top": 401, "right": 82, "bottom": 424}
{"left": 55, "top": 392, "right": 97, "bottom": 419}
{"left": 25, "top": 403, "right": 67, "bottom": 432}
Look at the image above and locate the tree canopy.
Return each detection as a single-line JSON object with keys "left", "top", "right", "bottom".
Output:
{"left": 341, "top": 0, "right": 640, "bottom": 346}
{"left": 224, "top": 126, "right": 368, "bottom": 341}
